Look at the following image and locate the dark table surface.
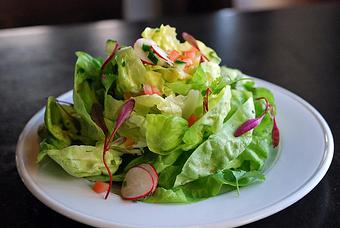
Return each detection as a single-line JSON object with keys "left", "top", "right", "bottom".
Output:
{"left": 1, "top": 3, "right": 339, "bottom": 227}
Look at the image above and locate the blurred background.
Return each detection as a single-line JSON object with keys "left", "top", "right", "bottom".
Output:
{"left": 0, "top": 0, "right": 338, "bottom": 29}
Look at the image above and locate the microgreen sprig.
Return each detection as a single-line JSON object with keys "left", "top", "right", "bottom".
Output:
{"left": 234, "top": 97, "right": 279, "bottom": 148}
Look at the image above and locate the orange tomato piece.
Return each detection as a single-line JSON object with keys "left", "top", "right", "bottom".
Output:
{"left": 183, "top": 49, "right": 196, "bottom": 59}
{"left": 187, "top": 114, "right": 198, "bottom": 127}
{"left": 92, "top": 181, "right": 109, "bottom": 193}
{"left": 168, "top": 50, "right": 181, "bottom": 61}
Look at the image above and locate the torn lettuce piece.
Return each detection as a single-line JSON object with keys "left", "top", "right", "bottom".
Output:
{"left": 144, "top": 169, "right": 264, "bottom": 203}
{"left": 183, "top": 86, "right": 231, "bottom": 149}
{"left": 175, "top": 97, "right": 255, "bottom": 187}
{"left": 134, "top": 94, "right": 183, "bottom": 116}
{"left": 73, "top": 52, "right": 105, "bottom": 143}
{"left": 115, "top": 46, "right": 147, "bottom": 97}
{"left": 142, "top": 24, "right": 190, "bottom": 51}
{"left": 47, "top": 145, "right": 122, "bottom": 178}
{"left": 197, "top": 40, "right": 221, "bottom": 64}
{"left": 145, "top": 114, "right": 188, "bottom": 154}
{"left": 190, "top": 61, "right": 221, "bottom": 92}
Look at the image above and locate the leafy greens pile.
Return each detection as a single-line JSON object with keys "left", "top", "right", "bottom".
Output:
{"left": 38, "top": 25, "right": 279, "bottom": 203}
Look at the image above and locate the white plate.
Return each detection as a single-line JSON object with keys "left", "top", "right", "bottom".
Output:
{"left": 16, "top": 78, "right": 334, "bottom": 227}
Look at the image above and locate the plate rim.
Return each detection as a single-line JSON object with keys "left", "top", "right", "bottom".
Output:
{"left": 16, "top": 78, "right": 334, "bottom": 228}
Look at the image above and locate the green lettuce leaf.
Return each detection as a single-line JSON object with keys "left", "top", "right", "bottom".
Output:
{"left": 116, "top": 112, "right": 147, "bottom": 147}
{"left": 164, "top": 81, "right": 192, "bottom": 96}
{"left": 38, "top": 97, "right": 82, "bottom": 162}
{"left": 115, "top": 47, "right": 146, "bottom": 97}
{"left": 226, "top": 89, "right": 253, "bottom": 120}
{"left": 144, "top": 168, "right": 264, "bottom": 203}
{"left": 73, "top": 52, "right": 105, "bottom": 143}
{"left": 44, "top": 97, "right": 72, "bottom": 147}
{"left": 134, "top": 94, "right": 183, "bottom": 116}
{"left": 190, "top": 62, "right": 221, "bottom": 92}
{"left": 237, "top": 135, "right": 271, "bottom": 171}
{"left": 145, "top": 114, "right": 188, "bottom": 154}
{"left": 175, "top": 97, "right": 255, "bottom": 186}
{"left": 182, "top": 86, "right": 231, "bottom": 149}
{"left": 47, "top": 145, "right": 121, "bottom": 177}
{"left": 197, "top": 40, "right": 221, "bottom": 64}
{"left": 171, "top": 90, "right": 203, "bottom": 119}
{"left": 142, "top": 24, "right": 190, "bottom": 51}
{"left": 146, "top": 65, "right": 191, "bottom": 83}
{"left": 144, "top": 174, "right": 224, "bottom": 203}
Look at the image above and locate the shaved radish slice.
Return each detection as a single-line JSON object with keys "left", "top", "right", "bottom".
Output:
{"left": 138, "top": 164, "right": 158, "bottom": 193}
{"left": 151, "top": 45, "right": 173, "bottom": 65}
{"left": 134, "top": 38, "right": 173, "bottom": 66}
{"left": 121, "top": 166, "right": 154, "bottom": 200}
{"left": 141, "top": 59, "right": 153, "bottom": 65}
{"left": 134, "top": 38, "right": 155, "bottom": 64}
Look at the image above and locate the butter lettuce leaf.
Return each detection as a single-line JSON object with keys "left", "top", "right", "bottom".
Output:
{"left": 73, "top": 52, "right": 105, "bottom": 143}
{"left": 175, "top": 97, "right": 255, "bottom": 186}
{"left": 183, "top": 86, "right": 231, "bottom": 149}
{"left": 144, "top": 169, "right": 264, "bottom": 203}
{"left": 142, "top": 24, "right": 190, "bottom": 51}
{"left": 47, "top": 145, "right": 121, "bottom": 178}
{"left": 145, "top": 114, "right": 188, "bottom": 154}
{"left": 115, "top": 47, "right": 147, "bottom": 97}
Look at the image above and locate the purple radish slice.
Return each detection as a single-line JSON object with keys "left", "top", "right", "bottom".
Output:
{"left": 137, "top": 164, "right": 158, "bottom": 193}
{"left": 121, "top": 166, "right": 154, "bottom": 200}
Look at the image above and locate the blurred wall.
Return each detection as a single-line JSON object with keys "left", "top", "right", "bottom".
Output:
{"left": 0, "top": 0, "right": 122, "bottom": 29}
{"left": 0, "top": 0, "right": 337, "bottom": 28}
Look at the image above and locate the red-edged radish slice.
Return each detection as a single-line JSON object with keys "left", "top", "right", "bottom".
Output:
{"left": 121, "top": 166, "right": 154, "bottom": 200}
{"left": 151, "top": 45, "right": 173, "bottom": 65}
{"left": 141, "top": 59, "right": 153, "bottom": 65}
{"left": 134, "top": 38, "right": 155, "bottom": 65}
{"left": 138, "top": 164, "right": 158, "bottom": 193}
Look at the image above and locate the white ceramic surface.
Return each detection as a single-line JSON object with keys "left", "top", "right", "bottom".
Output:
{"left": 16, "top": 78, "right": 334, "bottom": 227}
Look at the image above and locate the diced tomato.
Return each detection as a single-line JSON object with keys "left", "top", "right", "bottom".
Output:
{"left": 168, "top": 50, "right": 181, "bottom": 61}
{"left": 124, "top": 137, "right": 135, "bottom": 148}
{"left": 188, "top": 114, "right": 198, "bottom": 127}
{"left": 92, "top": 181, "right": 109, "bottom": 193}
{"left": 143, "top": 84, "right": 153, "bottom": 95}
{"left": 183, "top": 49, "right": 196, "bottom": 59}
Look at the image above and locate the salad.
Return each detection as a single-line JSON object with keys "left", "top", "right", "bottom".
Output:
{"left": 37, "top": 25, "right": 279, "bottom": 203}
